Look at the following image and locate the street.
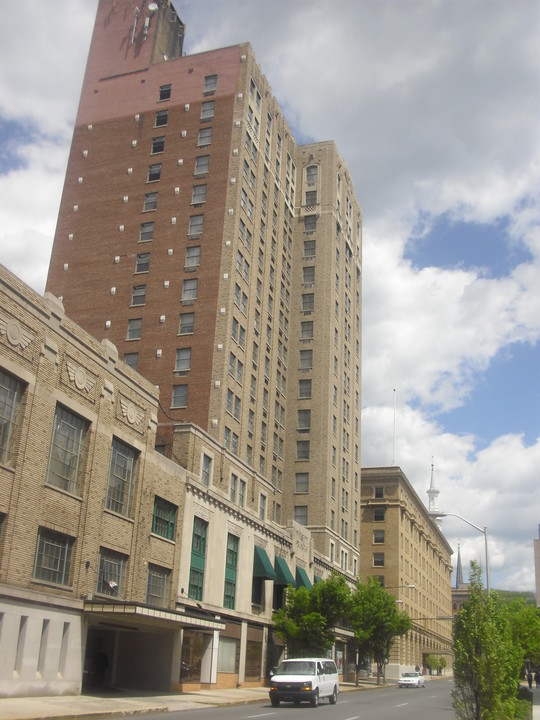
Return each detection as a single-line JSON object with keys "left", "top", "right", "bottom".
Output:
{"left": 114, "top": 679, "right": 455, "bottom": 720}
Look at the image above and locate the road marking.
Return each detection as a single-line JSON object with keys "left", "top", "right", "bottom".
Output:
{"left": 246, "top": 714, "right": 275, "bottom": 718}
{"left": 396, "top": 702, "right": 409, "bottom": 707}
{"left": 343, "top": 716, "right": 360, "bottom": 720}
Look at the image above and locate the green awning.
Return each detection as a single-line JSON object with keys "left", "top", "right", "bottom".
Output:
{"left": 314, "top": 575, "right": 323, "bottom": 584}
{"left": 253, "top": 546, "right": 276, "bottom": 580}
{"left": 296, "top": 566, "right": 312, "bottom": 589}
{"left": 274, "top": 556, "right": 296, "bottom": 587}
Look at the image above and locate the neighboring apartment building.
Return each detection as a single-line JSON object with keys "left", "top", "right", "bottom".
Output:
{"left": 360, "top": 467, "right": 454, "bottom": 678}
{"left": 45, "top": 0, "right": 363, "bottom": 575}
{"left": 0, "top": 263, "right": 339, "bottom": 698}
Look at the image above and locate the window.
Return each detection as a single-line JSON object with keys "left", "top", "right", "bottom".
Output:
{"left": 239, "top": 479, "right": 246, "bottom": 508}
{"left": 297, "top": 409, "right": 311, "bottom": 432}
{"left": 374, "top": 486, "right": 384, "bottom": 499}
{"left": 127, "top": 318, "right": 142, "bottom": 340}
{"left": 124, "top": 352, "right": 138, "bottom": 370}
{"left": 105, "top": 438, "right": 138, "bottom": 517}
{"left": 139, "top": 222, "right": 154, "bottom": 241}
{"left": 175, "top": 347, "right": 191, "bottom": 373}
{"left": 151, "top": 136, "right": 165, "bottom": 154}
{"left": 298, "top": 379, "right": 312, "bottom": 399}
{"left": 197, "top": 127, "right": 212, "bottom": 146}
{"left": 201, "top": 453, "right": 212, "bottom": 487}
{"left": 204, "top": 74, "right": 217, "bottom": 93}
{"left": 191, "top": 184, "right": 207, "bottom": 204}
{"left": 195, "top": 154, "right": 210, "bottom": 174}
{"left": 373, "top": 530, "right": 385, "bottom": 544}
{"left": 188, "top": 215, "right": 204, "bottom": 236}
{"left": 305, "top": 190, "right": 317, "bottom": 206}
{"left": 182, "top": 278, "right": 198, "bottom": 302}
{"left": 46, "top": 405, "right": 89, "bottom": 495}
{"left": 303, "top": 239, "right": 316, "bottom": 257}
{"left": 185, "top": 245, "right": 200, "bottom": 269}
{"left": 294, "top": 505, "right": 308, "bottom": 526}
{"left": 147, "top": 163, "right": 162, "bottom": 182}
{"left": 143, "top": 192, "right": 158, "bottom": 211}
{"left": 259, "top": 494, "right": 266, "bottom": 520}
{"left": 131, "top": 285, "right": 146, "bottom": 306}
{"left": 172, "top": 384, "right": 188, "bottom": 407}
{"left": 188, "top": 517, "right": 208, "bottom": 600}
{"left": 97, "top": 547, "right": 127, "bottom": 596}
{"left": 300, "top": 349, "right": 312, "bottom": 369}
{"left": 296, "top": 440, "right": 310, "bottom": 460}
{"left": 230, "top": 473, "right": 238, "bottom": 502}
{"left": 152, "top": 496, "right": 177, "bottom": 540}
{"left": 373, "top": 552, "right": 385, "bottom": 567}
{"left": 302, "top": 266, "right": 315, "bottom": 284}
{"left": 33, "top": 528, "right": 73, "bottom": 586}
{"left": 179, "top": 312, "right": 194, "bottom": 334}
{"left": 306, "top": 165, "right": 318, "bottom": 185}
{"left": 304, "top": 215, "right": 317, "bottom": 232}
{"left": 201, "top": 100, "right": 215, "bottom": 119}
{"left": 223, "top": 534, "right": 239, "bottom": 609}
{"left": 0, "top": 370, "right": 24, "bottom": 467}
{"left": 300, "top": 321, "right": 313, "bottom": 340}
{"left": 155, "top": 109, "right": 168, "bottom": 127}
{"left": 159, "top": 84, "right": 171, "bottom": 101}
{"left": 295, "top": 472, "right": 309, "bottom": 493}
{"left": 146, "top": 564, "right": 170, "bottom": 607}
{"left": 135, "top": 252, "right": 150, "bottom": 272}
{"left": 301, "top": 293, "right": 314, "bottom": 312}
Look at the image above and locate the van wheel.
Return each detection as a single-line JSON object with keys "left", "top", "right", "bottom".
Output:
{"left": 310, "top": 689, "right": 319, "bottom": 707}
{"left": 329, "top": 685, "right": 338, "bottom": 704}
{"left": 270, "top": 697, "right": 280, "bottom": 707}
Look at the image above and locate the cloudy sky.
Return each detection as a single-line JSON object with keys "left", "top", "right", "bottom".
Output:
{"left": 1, "top": 0, "right": 539, "bottom": 592}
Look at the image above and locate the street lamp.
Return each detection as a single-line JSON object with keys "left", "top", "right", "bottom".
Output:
{"left": 430, "top": 511, "right": 490, "bottom": 594}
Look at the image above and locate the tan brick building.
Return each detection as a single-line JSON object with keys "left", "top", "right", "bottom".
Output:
{"left": 0, "top": 263, "right": 340, "bottom": 698}
{"left": 360, "top": 467, "right": 453, "bottom": 678}
{"left": 46, "top": 0, "right": 362, "bottom": 576}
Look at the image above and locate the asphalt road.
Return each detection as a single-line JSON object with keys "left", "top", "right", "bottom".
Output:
{"left": 121, "top": 678, "right": 455, "bottom": 720}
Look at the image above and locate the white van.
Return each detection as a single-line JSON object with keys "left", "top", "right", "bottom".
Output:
{"left": 269, "top": 657, "right": 339, "bottom": 707}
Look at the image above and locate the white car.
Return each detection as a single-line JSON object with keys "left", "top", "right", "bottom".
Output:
{"left": 398, "top": 671, "right": 425, "bottom": 688}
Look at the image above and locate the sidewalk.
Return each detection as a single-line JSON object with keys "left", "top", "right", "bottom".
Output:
{"left": 0, "top": 681, "right": 373, "bottom": 720}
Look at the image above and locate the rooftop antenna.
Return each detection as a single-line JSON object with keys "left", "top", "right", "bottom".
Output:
{"left": 392, "top": 388, "right": 397, "bottom": 465}
{"left": 131, "top": 6, "right": 140, "bottom": 44}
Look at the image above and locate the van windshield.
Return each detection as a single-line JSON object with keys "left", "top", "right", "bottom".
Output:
{"left": 276, "top": 661, "right": 316, "bottom": 675}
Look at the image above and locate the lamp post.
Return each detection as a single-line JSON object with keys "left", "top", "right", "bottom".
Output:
{"left": 430, "top": 511, "right": 490, "bottom": 594}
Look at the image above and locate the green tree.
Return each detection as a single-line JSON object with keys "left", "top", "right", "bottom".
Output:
{"left": 272, "top": 573, "right": 352, "bottom": 657}
{"left": 506, "top": 598, "right": 540, "bottom": 669}
{"left": 349, "top": 578, "right": 411, "bottom": 684}
{"left": 453, "top": 562, "right": 523, "bottom": 720}
{"left": 425, "top": 653, "right": 439, "bottom": 675}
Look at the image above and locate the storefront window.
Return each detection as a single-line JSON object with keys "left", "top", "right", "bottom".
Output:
{"left": 180, "top": 630, "right": 203, "bottom": 681}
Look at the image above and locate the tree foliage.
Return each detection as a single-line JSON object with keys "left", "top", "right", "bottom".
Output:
{"left": 506, "top": 598, "right": 540, "bottom": 668}
{"left": 349, "top": 577, "right": 411, "bottom": 684}
{"left": 453, "top": 562, "right": 523, "bottom": 720}
{"left": 272, "top": 573, "right": 351, "bottom": 657}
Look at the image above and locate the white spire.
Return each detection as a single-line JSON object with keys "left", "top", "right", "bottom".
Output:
{"left": 426, "top": 458, "right": 440, "bottom": 514}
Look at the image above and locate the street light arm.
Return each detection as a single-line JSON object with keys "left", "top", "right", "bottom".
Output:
{"left": 431, "top": 511, "right": 490, "bottom": 595}
{"left": 432, "top": 511, "right": 483, "bottom": 534}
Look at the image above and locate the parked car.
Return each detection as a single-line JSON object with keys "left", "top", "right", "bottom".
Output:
{"left": 269, "top": 658, "right": 339, "bottom": 707}
{"left": 398, "top": 671, "right": 425, "bottom": 688}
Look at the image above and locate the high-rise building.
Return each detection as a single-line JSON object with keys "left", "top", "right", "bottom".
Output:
{"left": 46, "top": 0, "right": 362, "bottom": 571}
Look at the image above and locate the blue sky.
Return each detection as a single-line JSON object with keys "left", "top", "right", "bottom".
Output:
{"left": 1, "top": 0, "right": 539, "bottom": 591}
